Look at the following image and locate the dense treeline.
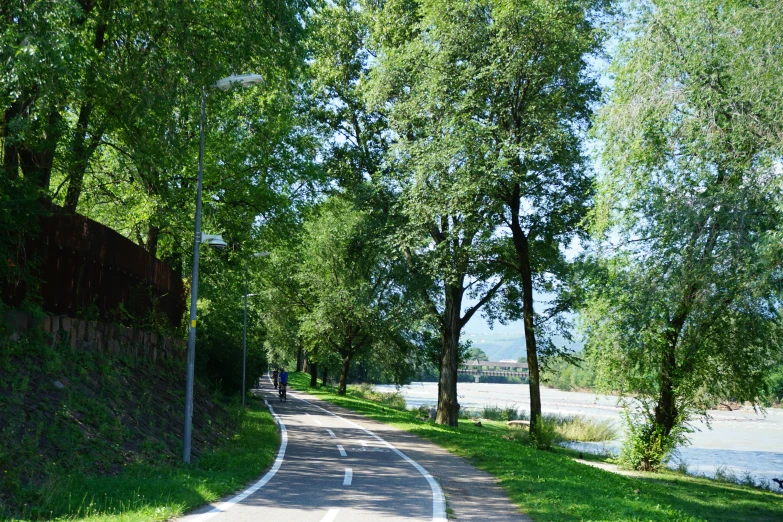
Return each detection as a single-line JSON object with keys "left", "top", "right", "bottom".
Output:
{"left": 3, "top": 0, "right": 783, "bottom": 469}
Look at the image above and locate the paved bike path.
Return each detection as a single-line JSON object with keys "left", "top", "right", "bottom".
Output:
{"left": 178, "top": 379, "right": 527, "bottom": 521}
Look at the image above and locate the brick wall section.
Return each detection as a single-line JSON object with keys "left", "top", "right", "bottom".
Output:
{"left": 4, "top": 311, "right": 185, "bottom": 363}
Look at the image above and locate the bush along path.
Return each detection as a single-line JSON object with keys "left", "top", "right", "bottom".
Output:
{"left": 0, "top": 334, "right": 279, "bottom": 521}
{"left": 288, "top": 373, "right": 783, "bottom": 522}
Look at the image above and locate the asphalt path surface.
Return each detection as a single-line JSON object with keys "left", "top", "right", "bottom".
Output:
{"left": 178, "top": 378, "right": 528, "bottom": 521}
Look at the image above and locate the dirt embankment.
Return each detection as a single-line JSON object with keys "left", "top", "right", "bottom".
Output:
{"left": 0, "top": 335, "right": 235, "bottom": 512}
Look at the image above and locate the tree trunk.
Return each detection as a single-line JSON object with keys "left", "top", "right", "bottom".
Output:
{"left": 296, "top": 343, "right": 304, "bottom": 372}
{"left": 508, "top": 183, "right": 542, "bottom": 435}
{"left": 436, "top": 286, "right": 462, "bottom": 426}
{"left": 322, "top": 366, "right": 328, "bottom": 386}
{"left": 19, "top": 109, "right": 63, "bottom": 192}
{"left": 309, "top": 361, "right": 318, "bottom": 387}
{"left": 63, "top": 101, "right": 96, "bottom": 213}
{"left": 145, "top": 224, "right": 160, "bottom": 256}
{"left": 2, "top": 102, "right": 22, "bottom": 180}
{"left": 63, "top": 3, "right": 109, "bottom": 212}
{"left": 520, "top": 251, "right": 541, "bottom": 435}
{"left": 655, "top": 332, "right": 679, "bottom": 436}
{"left": 338, "top": 354, "right": 353, "bottom": 395}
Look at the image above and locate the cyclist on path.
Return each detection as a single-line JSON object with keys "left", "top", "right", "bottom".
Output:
{"left": 279, "top": 368, "right": 288, "bottom": 397}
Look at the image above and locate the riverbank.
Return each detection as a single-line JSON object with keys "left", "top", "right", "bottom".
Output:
{"left": 378, "top": 381, "right": 783, "bottom": 486}
{"left": 289, "top": 373, "right": 783, "bottom": 521}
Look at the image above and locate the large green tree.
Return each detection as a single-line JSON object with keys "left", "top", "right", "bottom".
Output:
{"left": 297, "top": 197, "right": 411, "bottom": 395}
{"left": 1, "top": 0, "right": 310, "bottom": 282}
{"left": 368, "top": 0, "right": 606, "bottom": 429}
{"left": 584, "top": 0, "right": 783, "bottom": 470}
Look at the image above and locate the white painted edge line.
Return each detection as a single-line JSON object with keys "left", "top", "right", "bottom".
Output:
{"left": 343, "top": 467, "right": 353, "bottom": 486}
{"left": 320, "top": 508, "right": 340, "bottom": 522}
{"left": 337, "top": 444, "right": 347, "bottom": 457}
{"left": 326, "top": 428, "right": 336, "bottom": 438}
{"left": 188, "top": 398, "right": 288, "bottom": 522}
{"left": 293, "top": 394, "right": 447, "bottom": 522}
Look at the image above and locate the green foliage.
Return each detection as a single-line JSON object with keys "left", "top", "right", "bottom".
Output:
{"left": 2, "top": 0, "right": 312, "bottom": 240}
{"left": 541, "top": 358, "right": 598, "bottom": 391}
{"left": 348, "top": 383, "right": 407, "bottom": 409}
{"left": 529, "top": 419, "right": 559, "bottom": 450}
{"left": 551, "top": 415, "right": 617, "bottom": 443}
{"left": 466, "top": 347, "right": 488, "bottom": 362}
{"left": 764, "top": 365, "right": 783, "bottom": 405}
{"left": 195, "top": 294, "right": 267, "bottom": 396}
{"left": 618, "top": 410, "right": 690, "bottom": 472}
{"left": 297, "top": 197, "right": 415, "bottom": 392}
{"left": 367, "top": 0, "right": 610, "bottom": 426}
{"left": 584, "top": 0, "right": 783, "bottom": 458}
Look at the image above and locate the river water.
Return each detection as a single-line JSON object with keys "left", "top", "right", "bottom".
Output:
{"left": 374, "top": 381, "right": 783, "bottom": 486}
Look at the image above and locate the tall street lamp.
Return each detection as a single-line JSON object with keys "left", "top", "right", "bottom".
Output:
{"left": 243, "top": 251, "right": 270, "bottom": 407}
{"left": 183, "top": 73, "right": 263, "bottom": 464}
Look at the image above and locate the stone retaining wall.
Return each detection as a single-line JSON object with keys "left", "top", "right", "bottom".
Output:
{"left": 3, "top": 310, "right": 185, "bottom": 363}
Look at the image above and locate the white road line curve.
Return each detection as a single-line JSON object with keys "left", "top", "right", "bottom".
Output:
{"left": 292, "top": 393, "right": 447, "bottom": 522}
{"left": 326, "top": 428, "right": 336, "bottom": 438}
{"left": 188, "top": 398, "right": 287, "bottom": 522}
{"left": 343, "top": 467, "right": 353, "bottom": 485}
{"left": 321, "top": 509, "right": 340, "bottom": 522}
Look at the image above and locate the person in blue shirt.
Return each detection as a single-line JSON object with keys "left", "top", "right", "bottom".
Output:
{"left": 279, "top": 368, "right": 289, "bottom": 400}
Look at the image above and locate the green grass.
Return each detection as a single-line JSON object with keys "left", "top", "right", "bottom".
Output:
{"left": 289, "top": 372, "right": 783, "bottom": 522}
{"left": 4, "top": 395, "right": 279, "bottom": 521}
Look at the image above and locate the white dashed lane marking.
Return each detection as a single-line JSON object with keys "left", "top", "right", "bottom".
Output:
{"left": 305, "top": 413, "right": 324, "bottom": 425}
{"left": 343, "top": 467, "right": 353, "bottom": 486}
{"left": 337, "top": 444, "right": 347, "bottom": 457}
{"left": 326, "top": 428, "right": 336, "bottom": 437}
{"left": 320, "top": 508, "right": 339, "bottom": 522}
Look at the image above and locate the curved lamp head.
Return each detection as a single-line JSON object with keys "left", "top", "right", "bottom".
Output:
{"left": 201, "top": 234, "right": 228, "bottom": 250}
{"left": 211, "top": 74, "right": 263, "bottom": 91}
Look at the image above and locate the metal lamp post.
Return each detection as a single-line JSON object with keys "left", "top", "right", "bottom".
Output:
{"left": 183, "top": 74, "right": 264, "bottom": 464}
{"left": 242, "top": 252, "right": 269, "bottom": 407}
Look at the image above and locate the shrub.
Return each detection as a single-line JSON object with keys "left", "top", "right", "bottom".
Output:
{"left": 618, "top": 411, "right": 689, "bottom": 471}
{"left": 531, "top": 419, "right": 559, "bottom": 450}
{"left": 480, "top": 405, "right": 503, "bottom": 420}
{"left": 551, "top": 415, "right": 617, "bottom": 442}
{"left": 348, "top": 383, "right": 407, "bottom": 410}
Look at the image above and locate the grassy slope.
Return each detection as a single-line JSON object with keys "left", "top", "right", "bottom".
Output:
{"left": 28, "top": 397, "right": 279, "bottom": 522}
{"left": 0, "top": 335, "right": 278, "bottom": 521}
{"left": 288, "top": 372, "right": 782, "bottom": 522}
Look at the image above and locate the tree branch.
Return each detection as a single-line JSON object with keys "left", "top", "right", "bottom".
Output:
{"left": 461, "top": 278, "right": 504, "bottom": 328}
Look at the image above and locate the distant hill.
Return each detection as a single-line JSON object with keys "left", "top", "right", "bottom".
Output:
{"left": 464, "top": 332, "right": 582, "bottom": 362}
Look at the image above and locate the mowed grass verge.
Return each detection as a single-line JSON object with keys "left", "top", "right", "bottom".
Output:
{"left": 288, "top": 372, "right": 783, "bottom": 522}
{"left": 5, "top": 395, "right": 278, "bottom": 522}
